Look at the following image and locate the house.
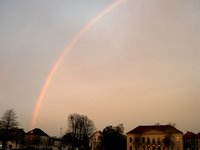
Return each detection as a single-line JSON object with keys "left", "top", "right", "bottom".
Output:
{"left": 61, "top": 133, "right": 75, "bottom": 150}
{"left": 127, "top": 125, "right": 183, "bottom": 150}
{"left": 89, "top": 131, "right": 103, "bottom": 150}
{"left": 0, "top": 128, "right": 25, "bottom": 149}
{"left": 24, "top": 128, "right": 50, "bottom": 149}
{"left": 7, "top": 128, "right": 25, "bottom": 149}
{"left": 49, "top": 137, "right": 62, "bottom": 150}
{"left": 183, "top": 131, "right": 200, "bottom": 150}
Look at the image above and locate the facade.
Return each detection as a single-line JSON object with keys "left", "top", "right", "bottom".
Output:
{"left": 0, "top": 128, "right": 25, "bottom": 149}
{"left": 49, "top": 137, "right": 62, "bottom": 150}
{"left": 24, "top": 128, "right": 50, "bottom": 149}
{"left": 127, "top": 125, "right": 183, "bottom": 150}
{"left": 197, "top": 133, "right": 200, "bottom": 150}
{"left": 183, "top": 131, "right": 200, "bottom": 150}
{"left": 7, "top": 128, "right": 25, "bottom": 149}
{"left": 90, "top": 131, "right": 103, "bottom": 150}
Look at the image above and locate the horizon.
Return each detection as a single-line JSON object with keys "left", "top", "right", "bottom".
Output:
{"left": 6, "top": 111, "right": 200, "bottom": 137}
{"left": 7, "top": 120, "right": 200, "bottom": 137}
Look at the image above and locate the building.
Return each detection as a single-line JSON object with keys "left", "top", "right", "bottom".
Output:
{"left": 197, "top": 133, "right": 200, "bottom": 150}
{"left": 89, "top": 131, "right": 103, "bottom": 150}
{"left": 183, "top": 131, "right": 200, "bottom": 150}
{"left": 0, "top": 128, "right": 25, "bottom": 149}
{"left": 49, "top": 137, "right": 62, "bottom": 150}
{"left": 127, "top": 125, "right": 183, "bottom": 150}
{"left": 7, "top": 128, "right": 25, "bottom": 149}
{"left": 24, "top": 128, "right": 50, "bottom": 149}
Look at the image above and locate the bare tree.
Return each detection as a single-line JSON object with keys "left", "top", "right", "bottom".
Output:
{"left": 0, "top": 109, "right": 19, "bottom": 150}
{"left": 64, "top": 113, "right": 95, "bottom": 150}
{"left": 163, "top": 134, "right": 175, "bottom": 150}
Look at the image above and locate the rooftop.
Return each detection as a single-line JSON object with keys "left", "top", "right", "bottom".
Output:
{"left": 26, "top": 128, "right": 49, "bottom": 137}
{"left": 127, "top": 125, "right": 183, "bottom": 134}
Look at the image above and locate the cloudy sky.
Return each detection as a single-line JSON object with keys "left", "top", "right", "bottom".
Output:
{"left": 0, "top": 0, "right": 200, "bottom": 136}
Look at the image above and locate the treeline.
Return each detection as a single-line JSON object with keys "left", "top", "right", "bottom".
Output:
{"left": 0, "top": 109, "right": 126, "bottom": 150}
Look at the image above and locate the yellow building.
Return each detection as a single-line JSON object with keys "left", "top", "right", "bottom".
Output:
{"left": 127, "top": 125, "right": 183, "bottom": 150}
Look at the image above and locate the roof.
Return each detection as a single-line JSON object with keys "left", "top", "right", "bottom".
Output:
{"left": 127, "top": 125, "right": 183, "bottom": 134}
{"left": 9, "top": 128, "right": 25, "bottom": 134}
{"left": 183, "top": 131, "right": 200, "bottom": 139}
{"left": 90, "top": 131, "right": 102, "bottom": 140}
{"left": 90, "top": 131, "right": 102, "bottom": 137}
{"left": 27, "top": 128, "right": 49, "bottom": 137}
{"left": 197, "top": 133, "right": 200, "bottom": 139}
{"left": 183, "top": 131, "right": 197, "bottom": 139}
{"left": 0, "top": 128, "right": 25, "bottom": 134}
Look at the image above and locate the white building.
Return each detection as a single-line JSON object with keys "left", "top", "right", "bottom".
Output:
{"left": 90, "top": 131, "right": 103, "bottom": 150}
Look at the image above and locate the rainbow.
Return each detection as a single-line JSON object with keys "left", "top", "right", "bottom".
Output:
{"left": 30, "top": 0, "right": 126, "bottom": 129}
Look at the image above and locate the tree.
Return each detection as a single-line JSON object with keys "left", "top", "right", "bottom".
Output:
{"left": 163, "top": 124, "right": 176, "bottom": 150}
{"left": 101, "top": 124, "right": 126, "bottom": 150}
{"left": 163, "top": 134, "right": 175, "bottom": 150}
{"left": 0, "top": 109, "right": 19, "bottom": 150}
{"left": 64, "top": 113, "right": 95, "bottom": 150}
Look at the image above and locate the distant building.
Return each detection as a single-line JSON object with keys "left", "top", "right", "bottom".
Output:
{"left": 0, "top": 128, "right": 25, "bottom": 149}
{"left": 49, "top": 137, "right": 62, "bottom": 150}
{"left": 183, "top": 131, "right": 200, "bottom": 150}
{"left": 89, "top": 131, "right": 103, "bottom": 150}
{"left": 24, "top": 128, "right": 49, "bottom": 149}
{"left": 197, "top": 133, "right": 200, "bottom": 150}
{"left": 127, "top": 125, "right": 183, "bottom": 150}
{"left": 61, "top": 133, "right": 74, "bottom": 150}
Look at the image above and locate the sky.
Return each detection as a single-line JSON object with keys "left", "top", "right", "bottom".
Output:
{"left": 0, "top": 0, "right": 200, "bottom": 136}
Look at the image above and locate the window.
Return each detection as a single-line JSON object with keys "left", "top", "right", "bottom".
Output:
{"left": 129, "top": 146, "right": 132, "bottom": 150}
{"left": 163, "top": 147, "right": 165, "bottom": 150}
{"left": 152, "top": 138, "right": 155, "bottom": 144}
{"left": 176, "top": 137, "right": 180, "bottom": 143}
{"left": 142, "top": 137, "right": 145, "bottom": 143}
{"left": 147, "top": 137, "right": 150, "bottom": 144}
{"left": 130, "top": 137, "right": 133, "bottom": 143}
{"left": 158, "top": 137, "right": 161, "bottom": 144}
{"left": 148, "top": 145, "right": 150, "bottom": 150}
